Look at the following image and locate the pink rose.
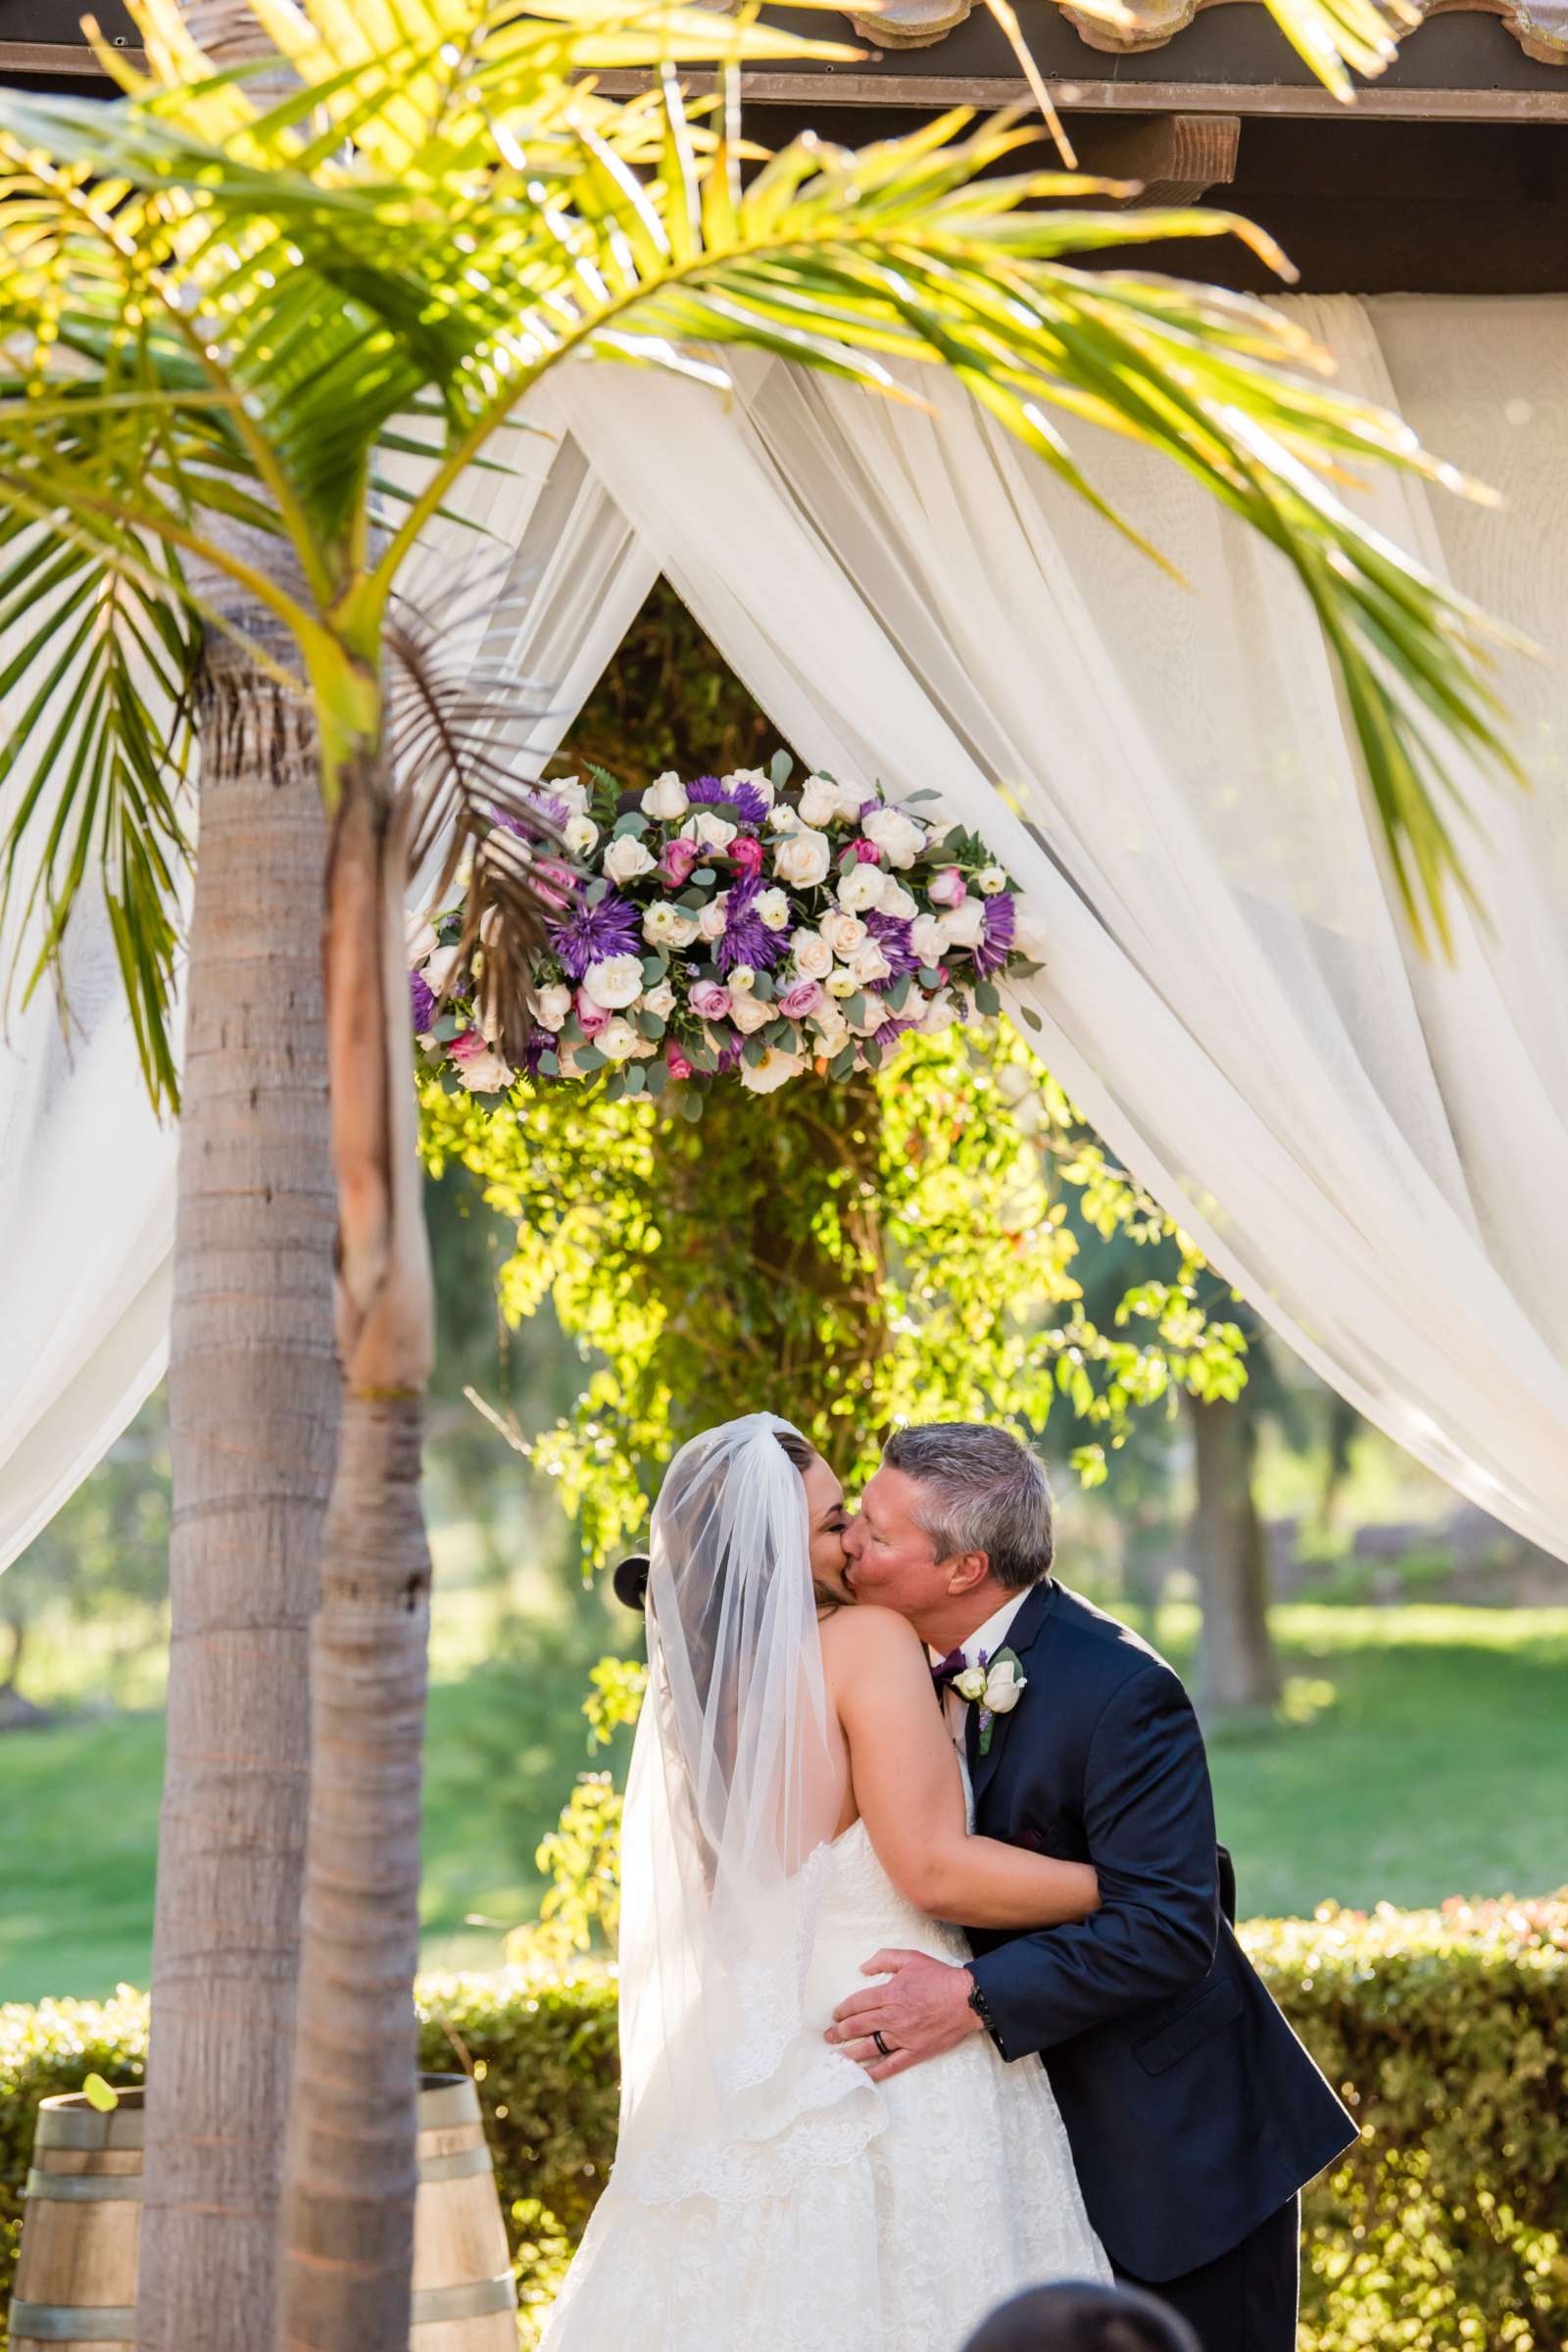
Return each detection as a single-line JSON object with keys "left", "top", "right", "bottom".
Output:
{"left": 927, "top": 867, "right": 967, "bottom": 909}
{"left": 778, "top": 979, "right": 822, "bottom": 1021}
{"left": 660, "top": 838, "right": 702, "bottom": 887}
{"left": 728, "top": 834, "right": 765, "bottom": 878}
{"left": 449, "top": 1027, "right": 487, "bottom": 1061}
{"left": 852, "top": 838, "right": 882, "bottom": 864}
{"left": 665, "top": 1044, "right": 694, "bottom": 1081}
{"left": 689, "top": 981, "right": 732, "bottom": 1020}
{"left": 534, "top": 859, "right": 575, "bottom": 913}
{"left": 575, "top": 989, "right": 612, "bottom": 1040}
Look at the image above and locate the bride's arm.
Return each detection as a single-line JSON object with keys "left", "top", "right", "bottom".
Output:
{"left": 821, "top": 1606, "right": 1099, "bottom": 1931}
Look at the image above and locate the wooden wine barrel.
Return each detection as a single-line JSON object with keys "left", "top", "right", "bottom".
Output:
{"left": 8, "top": 2075, "right": 516, "bottom": 2349}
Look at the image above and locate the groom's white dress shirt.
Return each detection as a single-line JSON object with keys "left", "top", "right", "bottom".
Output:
{"left": 930, "top": 1590, "right": 1029, "bottom": 1757}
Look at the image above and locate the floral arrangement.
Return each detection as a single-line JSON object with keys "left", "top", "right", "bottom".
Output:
{"left": 411, "top": 757, "right": 1038, "bottom": 1113}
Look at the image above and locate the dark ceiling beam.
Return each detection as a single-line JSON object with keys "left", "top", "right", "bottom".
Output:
{"left": 1076, "top": 110, "right": 1241, "bottom": 202}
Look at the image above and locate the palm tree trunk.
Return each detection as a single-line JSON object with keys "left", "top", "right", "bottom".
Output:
{"left": 277, "top": 747, "right": 434, "bottom": 2352}
{"left": 1185, "top": 1390, "right": 1282, "bottom": 1715}
{"left": 138, "top": 9, "right": 332, "bottom": 2344}
{"left": 139, "top": 611, "right": 340, "bottom": 2352}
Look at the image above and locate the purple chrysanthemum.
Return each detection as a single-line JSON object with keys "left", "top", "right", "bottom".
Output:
{"left": 972, "top": 891, "right": 1017, "bottom": 980}
{"left": 411, "top": 968, "right": 437, "bottom": 1031}
{"left": 492, "top": 791, "right": 568, "bottom": 838}
{"left": 714, "top": 876, "right": 789, "bottom": 975}
{"left": 689, "top": 772, "right": 771, "bottom": 827}
{"left": 551, "top": 889, "right": 641, "bottom": 982}
{"left": 863, "top": 910, "right": 922, "bottom": 980}
{"left": 874, "top": 1012, "right": 918, "bottom": 1052}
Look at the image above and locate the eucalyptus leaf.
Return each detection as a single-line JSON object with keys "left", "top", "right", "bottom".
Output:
{"left": 576, "top": 1045, "right": 607, "bottom": 1074}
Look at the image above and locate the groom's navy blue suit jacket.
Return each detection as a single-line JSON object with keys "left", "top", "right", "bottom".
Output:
{"left": 962, "top": 1579, "right": 1355, "bottom": 2283}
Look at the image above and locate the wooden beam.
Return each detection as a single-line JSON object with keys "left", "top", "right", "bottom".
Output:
{"left": 0, "top": 41, "right": 144, "bottom": 74}
{"left": 1078, "top": 109, "right": 1241, "bottom": 200}
{"left": 587, "top": 65, "right": 1568, "bottom": 119}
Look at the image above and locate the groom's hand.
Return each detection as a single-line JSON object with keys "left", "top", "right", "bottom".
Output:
{"left": 824, "top": 1949, "right": 983, "bottom": 2082}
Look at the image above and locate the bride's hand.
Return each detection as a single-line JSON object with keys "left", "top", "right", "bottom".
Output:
{"left": 824, "top": 1947, "right": 984, "bottom": 2082}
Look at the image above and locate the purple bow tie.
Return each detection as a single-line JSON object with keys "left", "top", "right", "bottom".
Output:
{"left": 931, "top": 1647, "right": 975, "bottom": 1690}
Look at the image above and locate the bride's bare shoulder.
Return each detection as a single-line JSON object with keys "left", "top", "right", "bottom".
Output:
{"left": 819, "top": 1604, "right": 926, "bottom": 1671}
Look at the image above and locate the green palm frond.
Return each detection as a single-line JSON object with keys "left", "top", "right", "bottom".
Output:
{"left": 0, "top": 0, "right": 1525, "bottom": 1111}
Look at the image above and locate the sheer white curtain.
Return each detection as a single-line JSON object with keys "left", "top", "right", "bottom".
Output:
{"left": 0, "top": 429, "right": 656, "bottom": 1572}
{"left": 547, "top": 297, "right": 1568, "bottom": 1558}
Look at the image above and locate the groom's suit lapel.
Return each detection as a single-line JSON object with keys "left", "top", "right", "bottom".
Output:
{"left": 966, "top": 1576, "right": 1060, "bottom": 1811}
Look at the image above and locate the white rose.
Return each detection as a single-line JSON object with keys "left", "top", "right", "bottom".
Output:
{"left": 825, "top": 966, "right": 859, "bottom": 1000}
{"left": 836, "top": 862, "right": 885, "bottom": 914}
{"left": 984, "top": 1660, "right": 1027, "bottom": 1713}
{"left": 724, "top": 767, "right": 775, "bottom": 808}
{"left": 954, "top": 1664, "right": 989, "bottom": 1704}
{"left": 564, "top": 813, "right": 600, "bottom": 861}
{"left": 641, "top": 770, "right": 689, "bottom": 821}
{"left": 582, "top": 953, "right": 646, "bottom": 1010}
{"left": 976, "top": 865, "right": 1009, "bottom": 897}
{"left": 642, "top": 980, "right": 677, "bottom": 1020}
{"left": 877, "top": 877, "right": 919, "bottom": 922}
{"left": 406, "top": 913, "right": 439, "bottom": 963}
{"left": 909, "top": 914, "right": 948, "bottom": 968}
{"left": 685, "top": 811, "right": 737, "bottom": 853}
{"left": 423, "top": 945, "right": 464, "bottom": 998}
{"left": 838, "top": 776, "right": 878, "bottom": 823}
{"left": 730, "top": 990, "right": 774, "bottom": 1035}
{"left": 798, "top": 775, "right": 842, "bottom": 829}
{"left": 532, "top": 982, "right": 573, "bottom": 1034}
{"left": 643, "top": 901, "right": 696, "bottom": 948}
{"left": 727, "top": 963, "right": 758, "bottom": 994}
{"left": 939, "top": 898, "right": 987, "bottom": 949}
{"left": 457, "top": 1046, "right": 513, "bottom": 1093}
{"left": 860, "top": 806, "right": 926, "bottom": 869}
{"left": 848, "top": 938, "right": 892, "bottom": 989}
{"left": 768, "top": 803, "right": 803, "bottom": 835}
{"left": 811, "top": 1001, "right": 850, "bottom": 1046}
{"left": 917, "top": 989, "right": 957, "bottom": 1035}
{"left": 790, "top": 927, "right": 834, "bottom": 980}
{"left": 821, "top": 910, "right": 868, "bottom": 959}
{"left": 698, "top": 895, "right": 731, "bottom": 941}
{"left": 740, "top": 1045, "right": 805, "bottom": 1096}
{"left": 603, "top": 833, "right": 657, "bottom": 886}
{"left": 755, "top": 888, "right": 792, "bottom": 932}
{"left": 597, "top": 1017, "right": 641, "bottom": 1063}
{"left": 551, "top": 777, "right": 590, "bottom": 818}
{"left": 850, "top": 995, "right": 888, "bottom": 1037}
{"left": 774, "top": 828, "right": 832, "bottom": 889}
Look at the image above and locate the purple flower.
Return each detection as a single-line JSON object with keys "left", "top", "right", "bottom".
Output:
{"left": 410, "top": 969, "right": 437, "bottom": 1032}
{"left": 972, "top": 892, "right": 1017, "bottom": 980}
{"left": 864, "top": 910, "right": 922, "bottom": 980}
{"left": 492, "top": 792, "right": 568, "bottom": 837}
{"left": 715, "top": 876, "right": 788, "bottom": 975}
{"left": 689, "top": 773, "right": 771, "bottom": 827}
{"left": 551, "top": 890, "right": 641, "bottom": 982}
{"left": 715, "top": 1031, "right": 746, "bottom": 1075}
{"left": 522, "top": 1026, "right": 556, "bottom": 1078}
{"left": 874, "top": 1012, "right": 918, "bottom": 1051}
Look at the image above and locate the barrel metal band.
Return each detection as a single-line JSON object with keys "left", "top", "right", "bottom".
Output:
{"left": 416, "top": 2144, "right": 494, "bottom": 2185}
{"left": 24, "top": 2171, "right": 144, "bottom": 2203}
{"left": 416, "top": 2081, "right": 481, "bottom": 2131}
{"left": 411, "top": 2274, "right": 517, "bottom": 2326}
{"left": 34, "top": 2111, "right": 144, "bottom": 2153}
{"left": 8, "top": 2300, "right": 138, "bottom": 2342}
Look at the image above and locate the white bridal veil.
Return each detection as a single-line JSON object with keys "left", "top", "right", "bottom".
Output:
{"left": 613, "top": 1413, "right": 883, "bottom": 2202}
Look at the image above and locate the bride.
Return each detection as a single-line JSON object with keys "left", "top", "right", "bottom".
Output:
{"left": 539, "top": 1414, "right": 1112, "bottom": 2351}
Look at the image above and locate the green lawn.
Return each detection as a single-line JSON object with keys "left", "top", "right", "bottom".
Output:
{"left": 2, "top": 1603, "right": 1564, "bottom": 2006}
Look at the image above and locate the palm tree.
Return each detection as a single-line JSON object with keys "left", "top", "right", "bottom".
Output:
{"left": 0, "top": 3, "right": 1518, "bottom": 2346}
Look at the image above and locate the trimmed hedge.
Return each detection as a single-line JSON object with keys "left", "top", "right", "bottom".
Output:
{"left": 3, "top": 1900, "right": 1564, "bottom": 2349}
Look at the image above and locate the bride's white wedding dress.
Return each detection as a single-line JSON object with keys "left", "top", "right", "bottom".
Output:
{"left": 539, "top": 1807, "right": 1111, "bottom": 2351}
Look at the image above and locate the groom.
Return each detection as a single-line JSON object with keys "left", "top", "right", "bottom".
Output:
{"left": 827, "top": 1423, "right": 1355, "bottom": 2352}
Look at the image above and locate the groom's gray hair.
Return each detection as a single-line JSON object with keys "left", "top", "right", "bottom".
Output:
{"left": 881, "top": 1423, "right": 1054, "bottom": 1592}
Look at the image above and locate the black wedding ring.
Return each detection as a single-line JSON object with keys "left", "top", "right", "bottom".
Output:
{"left": 871, "top": 2030, "right": 892, "bottom": 2058}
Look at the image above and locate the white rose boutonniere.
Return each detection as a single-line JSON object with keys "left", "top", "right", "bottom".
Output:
{"left": 941, "top": 1644, "right": 1028, "bottom": 1755}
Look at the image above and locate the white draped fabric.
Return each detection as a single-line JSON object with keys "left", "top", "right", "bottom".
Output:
{"left": 4, "top": 293, "right": 1566, "bottom": 1568}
